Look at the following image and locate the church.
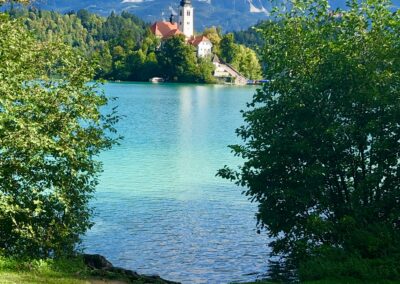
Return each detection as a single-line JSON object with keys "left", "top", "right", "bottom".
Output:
{"left": 150, "top": 0, "right": 213, "bottom": 58}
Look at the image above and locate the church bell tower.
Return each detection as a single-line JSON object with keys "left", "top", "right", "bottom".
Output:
{"left": 178, "top": 0, "right": 194, "bottom": 38}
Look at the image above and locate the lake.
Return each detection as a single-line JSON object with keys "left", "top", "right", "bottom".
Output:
{"left": 83, "top": 82, "right": 270, "bottom": 284}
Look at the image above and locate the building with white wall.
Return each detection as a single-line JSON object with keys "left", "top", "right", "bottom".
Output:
{"left": 150, "top": 1, "right": 213, "bottom": 59}
{"left": 188, "top": 36, "right": 213, "bottom": 57}
{"left": 178, "top": 0, "right": 194, "bottom": 38}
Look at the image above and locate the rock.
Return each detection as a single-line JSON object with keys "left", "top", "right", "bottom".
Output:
{"left": 143, "top": 275, "right": 181, "bottom": 284}
{"left": 82, "top": 254, "right": 181, "bottom": 284}
{"left": 108, "top": 266, "right": 140, "bottom": 279}
{"left": 83, "top": 254, "right": 114, "bottom": 270}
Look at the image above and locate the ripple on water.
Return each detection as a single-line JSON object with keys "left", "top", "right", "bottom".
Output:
{"left": 84, "top": 83, "right": 270, "bottom": 283}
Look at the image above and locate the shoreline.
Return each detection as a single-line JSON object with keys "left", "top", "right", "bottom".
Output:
{"left": 100, "top": 80, "right": 259, "bottom": 88}
{"left": 0, "top": 254, "right": 181, "bottom": 284}
{"left": 83, "top": 254, "right": 180, "bottom": 284}
{"left": 102, "top": 79, "right": 263, "bottom": 87}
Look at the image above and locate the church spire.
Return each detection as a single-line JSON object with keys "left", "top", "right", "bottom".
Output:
{"left": 178, "top": 0, "right": 194, "bottom": 38}
{"left": 180, "top": 0, "right": 192, "bottom": 6}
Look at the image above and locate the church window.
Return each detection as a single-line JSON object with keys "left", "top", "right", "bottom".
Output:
{"left": 187, "top": 11, "right": 190, "bottom": 16}
{"left": 180, "top": 10, "right": 182, "bottom": 16}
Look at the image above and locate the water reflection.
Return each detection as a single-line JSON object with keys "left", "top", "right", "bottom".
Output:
{"left": 84, "top": 83, "right": 270, "bottom": 283}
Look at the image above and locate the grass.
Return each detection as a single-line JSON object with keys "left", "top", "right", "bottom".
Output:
{"left": 0, "top": 271, "right": 89, "bottom": 284}
{"left": 0, "top": 256, "right": 129, "bottom": 284}
{"left": 2, "top": 257, "right": 400, "bottom": 284}
{"left": 0, "top": 256, "right": 176, "bottom": 284}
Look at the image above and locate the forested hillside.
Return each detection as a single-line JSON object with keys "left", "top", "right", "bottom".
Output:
{"left": 8, "top": 8, "right": 262, "bottom": 83}
{"left": 233, "top": 22, "right": 264, "bottom": 50}
{"left": 9, "top": 8, "right": 149, "bottom": 80}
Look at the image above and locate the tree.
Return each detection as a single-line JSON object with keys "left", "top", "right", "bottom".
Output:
{"left": 8, "top": 7, "right": 148, "bottom": 81}
{"left": 126, "top": 49, "right": 147, "bottom": 81}
{"left": 197, "top": 58, "right": 216, "bottom": 84}
{"left": 203, "top": 26, "right": 222, "bottom": 55}
{"left": 219, "top": 32, "right": 262, "bottom": 80}
{"left": 125, "top": 33, "right": 160, "bottom": 81}
{"left": 231, "top": 45, "right": 262, "bottom": 80}
{"left": 233, "top": 23, "right": 265, "bottom": 50}
{"left": 219, "top": 33, "right": 236, "bottom": 63}
{"left": 93, "top": 44, "right": 113, "bottom": 79}
{"left": 0, "top": 13, "right": 117, "bottom": 257}
{"left": 218, "top": 0, "right": 400, "bottom": 281}
{"left": 157, "top": 35, "right": 198, "bottom": 82}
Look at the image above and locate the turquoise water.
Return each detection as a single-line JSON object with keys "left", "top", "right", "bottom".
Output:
{"left": 84, "top": 83, "right": 270, "bottom": 284}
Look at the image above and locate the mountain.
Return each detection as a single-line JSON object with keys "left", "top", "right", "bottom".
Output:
{"left": 32, "top": 0, "right": 269, "bottom": 31}
{"left": 32, "top": 0, "right": 400, "bottom": 31}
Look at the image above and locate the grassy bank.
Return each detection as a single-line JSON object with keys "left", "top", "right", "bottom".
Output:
{"left": 2, "top": 257, "right": 400, "bottom": 284}
{"left": 0, "top": 257, "right": 91, "bottom": 284}
{"left": 0, "top": 257, "right": 165, "bottom": 284}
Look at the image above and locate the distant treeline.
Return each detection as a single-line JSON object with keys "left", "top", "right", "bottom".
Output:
{"left": 8, "top": 7, "right": 262, "bottom": 82}
{"left": 8, "top": 7, "right": 158, "bottom": 81}
{"left": 233, "top": 22, "right": 265, "bottom": 50}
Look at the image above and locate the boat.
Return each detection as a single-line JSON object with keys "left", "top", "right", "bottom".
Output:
{"left": 149, "top": 77, "right": 165, "bottom": 83}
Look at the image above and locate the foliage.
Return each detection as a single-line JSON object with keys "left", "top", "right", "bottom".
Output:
{"left": 157, "top": 35, "right": 214, "bottom": 83}
{"left": 0, "top": 256, "right": 177, "bottom": 283}
{"left": 298, "top": 249, "right": 400, "bottom": 281}
{"left": 203, "top": 26, "right": 222, "bottom": 55}
{"left": 0, "top": 13, "right": 117, "bottom": 257}
{"left": 218, "top": 32, "right": 262, "bottom": 80}
{"left": 7, "top": 8, "right": 224, "bottom": 83}
{"left": 157, "top": 35, "right": 196, "bottom": 82}
{"left": 220, "top": 33, "right": 236, "bottom": 63}
{"left": 0, "top": 256, "right": 88, "bottom": 275}
{"left": 0, "top": 256, "right": 90, "bottom": 284}
{"left": 218, "top": 0, "right": 400, "bottom": 280}
{"left": 196, "top": 58, "right": 217, "bottom": 84}
{"left": 126, "top": 33, "right": 161, "bottom": 82}
{"left": 233, "top": 22, "right": 265, "bottom": 50}
{"left": 230, "top": 45, "right": 262, "bottom": 80}
{"left": 7, "top": 7, "right": 148, "bottom": 81}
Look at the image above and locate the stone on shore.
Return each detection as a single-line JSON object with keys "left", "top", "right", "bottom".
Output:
{"left": 83, "top": 254, "right": 180, "bottom": 284}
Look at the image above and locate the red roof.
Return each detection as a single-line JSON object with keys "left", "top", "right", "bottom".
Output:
{"left": 165, "top": 29, "right": 182, "bottom": 38}
{"left": 150, "top": 21, "right": 182, "bottom": 39}
{"left": 188, "top": 35, "right": 211, "bottom": 46}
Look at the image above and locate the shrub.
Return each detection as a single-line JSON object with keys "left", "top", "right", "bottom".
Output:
{"left": 0, "top": 13, "right": 117, "bottom": 257}
{"left": 219, "top": 0, "right": 400, "bottom": 280}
